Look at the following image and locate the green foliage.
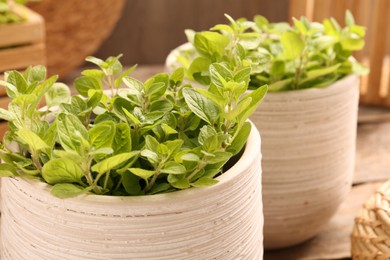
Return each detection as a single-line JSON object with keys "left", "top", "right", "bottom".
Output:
{"left": 0, "top": 55, "right": 267, "bottom": 198}
{"left": 175, "top": 11, "right": 368, "bottom": 92}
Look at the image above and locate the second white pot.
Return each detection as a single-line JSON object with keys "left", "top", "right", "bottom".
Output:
{"left": 252, "top": 75, "right": 359, "bottom": 248}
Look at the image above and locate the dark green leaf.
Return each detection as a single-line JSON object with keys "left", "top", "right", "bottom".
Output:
{"left": 182, "top": 88, "right": 219, "bottom": 125}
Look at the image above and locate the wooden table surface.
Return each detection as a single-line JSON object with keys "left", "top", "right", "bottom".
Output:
{"left": 62, "top": 65, "right": 390, "bottom": 259}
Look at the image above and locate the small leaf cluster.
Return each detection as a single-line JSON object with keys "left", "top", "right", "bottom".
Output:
{"left": 0, "top": 0, "right": 37, "bottom": 24}
{"left": 175, "top": 12, "right": 368, "bottom": 92}
{"left": 0, "top": 55, "right": 267, "bottom": 198}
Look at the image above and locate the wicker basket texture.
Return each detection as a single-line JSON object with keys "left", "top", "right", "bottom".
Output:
{"left": 28, "top": 0, "right": 125, "bottom": 77}
{"left": 351, "top": 180, "right": 390, "bottom": 259}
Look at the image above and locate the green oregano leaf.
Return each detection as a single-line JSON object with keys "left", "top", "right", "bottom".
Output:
{"left": 182, "top": 88, "right": 219, "bottom": 125}
{"left": 42, "top": 158, "right": 85, "bottom": 185}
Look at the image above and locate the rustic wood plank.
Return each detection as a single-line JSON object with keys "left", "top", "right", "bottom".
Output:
{"left": 354, "top": 121, "right": 390, "bottom": 184}
{"left": 358, "top": 105, "right": 390, "bottom": 124}
{"left": 311, "top": 0, "right": 331, "bottom": 22}
{"left": 365, "top": 0, "right": 390, "bottom": 105}
{"left": 264, "top": 182, "right": 382, "bottom": 260}
{"left": 288, "top": 0, "right": 310, "bottom": 20}
{"left": 0, "top": 43, "right": 45, "bottom": 72}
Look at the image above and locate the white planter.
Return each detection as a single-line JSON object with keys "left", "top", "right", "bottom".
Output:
{"left": 1, "top": 123, "right": 264, "bottom": 259}
{"left": 255, "top": 75, "right": 359, "bottom": 248}
{"left": 166, "top": 45, "right": 360, "bottom": 248}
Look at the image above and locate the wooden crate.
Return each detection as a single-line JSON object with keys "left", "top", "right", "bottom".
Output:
{"left": 0, "top": 4, "right": 45, "bottom": 138}
{"left": 0, "top": 4, "right": 45, "bottom": 72}
{"left": 289, "top": 0, "right": 390, "bottom": 107}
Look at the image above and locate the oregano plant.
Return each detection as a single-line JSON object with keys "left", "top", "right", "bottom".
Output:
{"left": 0, "top": 55, "right": 267, "bottom": 198}
{"left": 173, "top": 11, "right": 368, "bottom": 92}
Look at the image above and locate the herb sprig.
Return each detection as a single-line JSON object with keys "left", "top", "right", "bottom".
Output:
{"left": 0, "top": 55, "right": 267, "bottom": 198}
{"left": 173, "top": 11, "right": 367, "bottom": 92}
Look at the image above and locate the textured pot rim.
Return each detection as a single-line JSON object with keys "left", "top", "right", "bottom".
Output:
{"left": 12, "top": 121, "right": 261, "bottom": 205}
{"left": 165, "top": 42, "right": 360, "bottom": 97}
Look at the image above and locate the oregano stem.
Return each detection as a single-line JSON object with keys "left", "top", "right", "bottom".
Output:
{"left": 187, "top": 159, "right": 208, "bottom": 181}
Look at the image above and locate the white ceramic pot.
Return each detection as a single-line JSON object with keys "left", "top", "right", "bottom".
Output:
{"left": 254, "top": 75, "right": 359, "bottom": 248}
{"left": 1, "top": 123, "right": 264, "bottom": 259}
{"left": 166, "top": 45, "right": 360, "bottom": 249}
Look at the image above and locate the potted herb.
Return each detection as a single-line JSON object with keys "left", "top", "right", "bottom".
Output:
{"left": 0, "top": 55, "right": 267, "bottom": 258}
{"left": 166, "top": 12, "right": 367, "bottom": 248}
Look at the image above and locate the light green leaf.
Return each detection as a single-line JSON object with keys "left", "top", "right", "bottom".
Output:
{"left": 74, "top": 76, "right": 103, "bottom": 97}
{"left": 51, "top": 183, "right": 91, "bottom": 198}
{"left": 161, "top": 161, "right": 187, "bottom": 174}
{"left": 85, "top": 56, "right": 104, "bottom": 66}
{"left": 141, "top": 149, "right": 159, "bottom": 165}
{"left": 148, "top": 183, "right": 171, "bottom": 195}
{"left": 195, "top": 88, "right": 224, "bottom": 108}
{"left": 42, "top": 158, "right": 84, "bottom": 185}
{"left": 115, "top": 65, "right": 137, "bottom": 88}
{"left": 182, "top": 88, "right": 220, "bottom": 125}
{"left": 281, "top": 31, "right": 304, "bottom": 59}
{"left": 210, "top": 24, "right": 234, "bottom": 34}
{"left": 269, "top": 78, "right": 293, "bottom": 92}
{"left": 129, "top": 168, "right": 155, "bottom": 180}
{"left": 0, "top": 108, "right": 14, "bottom": 121}
{"left": 340, "top": 37, "right": 365, "bottom": 51}
{"left": 227, "top": 121, "right": 251, "bottom": 155}
{"left": 234, "top": 67, "right": 251, "bottom": 86}
{"left": 113, "top": 123, "right": 132, "bottom": 154}
{"left": 198, "top": 125, "right": 217, "bottom": 145}
{"left": 302, "top": 64, "right": 341, "bottom": 84}
{"left": 170, "top": 67, "right": 185, "bottom": 86}
{"left": 92, "top": 151, "right": 139, "bottom": 174}
{"left": 191, "top": 177, "right": 218, "bottom": 187}
{"left": 168, "top": 175, "right": 190, "bottom": 189}
{"left": 122, "top": 76, "right": 143, "bottom": 93}
{"left": 6, "top": 71, "right": 28, "bottom": 94}
{"left": 194, "top": 31, "right": 229, "bottom": 59}
{"left": 89, "top": 121, "right": 116, "bottom": 150}
{"left": 26, "top": 65, "right": 47, "bottom": 83}
{"left": 122, "top": 170, "right": 142, "bottom": 195}
{"left": 87, "top": 89, "right": 103, "bottom": 108}
{"left": 209, "top": 63, "right": 232, "bottom": 87}
{"left": 45, "top": 82, "right": 71, "bottom": 107}
{"left": 345, "top": 10, "right": 355, "bottom": 26}
{"left": 17, "top": 128, "right": 49, "bottom": 151}
{"left": 207, "top": 151, "right": 232, "bottom": 164}
{"left": 293, "top": 17, "right": 307, "bottom": 35}
{"left": 180, "top": 152, "right": 200, "bottom": 162}
{"left": 81, "top": 69, "right": 105, "bottom": 80}
{"left": 0, "top": 164, "right": 17, "bottom": 177}
{"left": 188, "top": 57, "right": 211, "bottom": 85}
{"left": 238, "top": 85, "right": 268, "bottom": 125}
{"left": 56, "top": 113, "right": 89, "bottom": 154}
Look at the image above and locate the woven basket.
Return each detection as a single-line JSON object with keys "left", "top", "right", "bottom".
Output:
{"left": 28, "top": 0, "right": 125, "bottom": 77}
{"left": 351, "top": 180, "right": 390, "bottom": 259}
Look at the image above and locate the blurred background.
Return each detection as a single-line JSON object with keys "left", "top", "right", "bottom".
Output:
{"left": 20, "top": 0, "right": 389, "bottom": 108}
{"left": 1, "top": 0, "right": 389, "bottom": 106}
{"left": 94, "top": 0, "right": 289, "bottom": 65}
